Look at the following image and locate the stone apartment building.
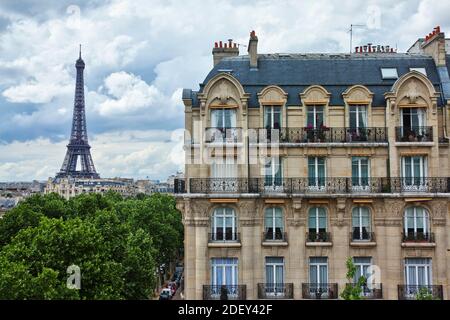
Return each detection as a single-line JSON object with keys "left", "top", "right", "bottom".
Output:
{"left": 175, "top": 27, "right": 450, "bottom": 300}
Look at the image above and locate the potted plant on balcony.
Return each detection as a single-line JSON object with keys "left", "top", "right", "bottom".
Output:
{"left": 318, "top": 124, "right": 329, "bottom": 142}
{"left": 304, "top": 124, "right": 314, "bottom": 142}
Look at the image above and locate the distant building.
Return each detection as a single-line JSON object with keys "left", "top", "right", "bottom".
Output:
{"left": 0, "top": 180, "right": 45, "bottom": 216}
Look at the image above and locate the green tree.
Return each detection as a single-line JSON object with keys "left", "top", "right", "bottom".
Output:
{"left": 340, "top": 257, "right": 365, "bottom": 300}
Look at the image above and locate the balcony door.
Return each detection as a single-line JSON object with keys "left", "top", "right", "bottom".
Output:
{"left": 210, "top": 108, "right": 237, "bottom": 142}
{"left": 404, "top": 206, "right": 429, "bottom": 240}
{"left": 306, "top": 105, "right": 324, "bottom": 128}
{"left": 308, "top": 157, "right": 326, "bottom": 191}
{"left": 211, "top": 258, "right": 238, "bottom": 297}
{"left": 401, "top": 156, "right": 427, "bottom": 191}
{"left": 264, "top": 157, "right": 283, "bottom": 191}
{"left": 349, "top": 105, "right": 368, "bottom": 141}
{"left": 309, "top": 257, "right": 329, "bottom": 297}
{"left": 401, "top": 108, "right": 426, "bottom": 132}
{"left": 212, "top": 207, "right": 236, "bottom": 241}
{"left": 211, "top": 159, "right": 238, "bottom": 192}
{"left": 351, "top": 157, "right": 370, "bottom": 191}
{"left": 264, "top": 207, "right": 284, "bottom": 241}
{"left": 265, "top": 257, "right": 284, "bottom": 296}
{"left": 308, "top": 207, "right": 327, "bottom": 241}
{"left": 353, "top": 257, "right": 373, "bottom": 297}
{"left": 404, "top": 258, "right": 432, "bottom": 295}
{"left": 264, "top": 106, "right": 282, "bottom": 142}
{"left": 352, "top": 207, "right": 371, "bottom": 241}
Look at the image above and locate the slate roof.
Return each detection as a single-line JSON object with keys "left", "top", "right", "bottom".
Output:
{"left": 184, "top": 53, "right": 450, "bottom": 108}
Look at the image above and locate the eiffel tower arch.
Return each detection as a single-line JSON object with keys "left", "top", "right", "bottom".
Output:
{"left": 56, "top": 47, "right": 99, "bottom": 179}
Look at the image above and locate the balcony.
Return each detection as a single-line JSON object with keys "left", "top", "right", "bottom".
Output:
{"left": 256, "top": 127, "right": 387, "bottom": 144}
{"left": 175, "top": 177, "right": 450, "bottom": 194}
{"left": 302, "top": 283, "right": 339, "bottom": 299}
{"left": 203, "top": 285, "right": 247, "bottom": 300}
{"left": 306, "top": 232, "right": 332, "bottom": 247}
{"left": 358, "top": 284, "right": 383, "bottom": 299}
{"left": 257, "top": 283, "right": 294, "bottom": 299}
{"left": 205, "top": 127, "right": 242, "bottom": 143}
{"left": 398, "top": 285, "right": 443, "bottom": 300}
{"left": 395, "top": 126, "right": 433, "bottom": 142}
{"left": 350, "top": 231, "right": 376, "bottom": 247}
{"left": 208, "top": 232, "right": 240, "bottom": 243}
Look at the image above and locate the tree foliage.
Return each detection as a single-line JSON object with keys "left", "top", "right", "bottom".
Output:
{"left": 340, "top": 257, "right": 365, "bottom": 300}
{"left": 0, "top": 192, "right": 183, "bottom": 300}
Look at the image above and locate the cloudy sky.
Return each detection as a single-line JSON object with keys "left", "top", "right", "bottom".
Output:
{"left": 0, "top": 0, "right": 449, "bottom": 181}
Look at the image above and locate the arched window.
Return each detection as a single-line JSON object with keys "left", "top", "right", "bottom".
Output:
{"left": 352, "top": 207, "right": 372, "bottom": 241}
{"left": 308, "top": 207, "right": 328, "bottom": 241}
{"left": 264, "top": 207, "right": 284, "bottom": 241}
{"left": 404, "top": 206, "right": 430, "bottom": 241}
{"left": 211, "top": 207, "right": 237, "bottom": 241}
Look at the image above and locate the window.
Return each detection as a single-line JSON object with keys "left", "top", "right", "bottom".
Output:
{"left": 211, "top": 158, "right": 237, "bottom": 178}
{"left": 264, "top": 106, "right": 282, "bottom": 129}
{"left": 401, "top": 108, "right": 426, "bottom": 129}
{"left": 264, "top": 207, "right": 284, "bottom": 240}
{"left": 353, "top": 257, "right": 372, "bottom": 282}
{"left": 265, "top": 257, "right": 284, "bottom": 295}
{"left": 404, "top": 258, "right": 432, "bottom": 287}
{"left": 404, "top": 206, "right": 429, "bottom": 239}
{"left": 349, "top": 105, "right": 368, "bottom": 129}
{"left": 211, "top": 207, "right": 237, "bottom": 241}
{"left": 306, "top": 105, "right": 324, "bottom": 128}
{"left": 264, "top": 157, "right": 282, "bottom": 188}
{"left": 211, "top": 258, "right": 238, "bottom": 296}
{"left": 351, "top": 157, "right": 370, "bottom": 189}
{"left": 410, "top": 67, "right": 427, "bottom": 76}
{"left": 381, "top": 68, "right": 398, "bottom": 79}
{"left": 308, "top": 207, "right": 327, "bottom": 241}
{"left": 352, "top": 207, "right": 371, "bottom": 240}
{"left": 211, "top": 108, "right": 236, "bottom": 129}
{"left": 309, "top": 257, "right": 328, "bottom": 292}
{"left": 401, "top": 156, "right": 427, "bottom": 190}
{"left": 308, "top": 157, "right": 326, "bottom": 189}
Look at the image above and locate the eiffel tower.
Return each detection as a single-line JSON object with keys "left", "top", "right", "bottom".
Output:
{"left": 56, "top": 47, "right": 99, "bottom": 179}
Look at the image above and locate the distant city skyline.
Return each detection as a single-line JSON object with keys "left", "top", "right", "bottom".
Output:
{"left": 1, "top": 0, "right": 449, "bottom": 181}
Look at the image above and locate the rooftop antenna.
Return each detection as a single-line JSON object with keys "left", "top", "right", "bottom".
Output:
{"left": 79, "top": 44, "right": 82, "bottom": 59}
{"left": 349, "top": 24, "right": 366, "bottom": 53}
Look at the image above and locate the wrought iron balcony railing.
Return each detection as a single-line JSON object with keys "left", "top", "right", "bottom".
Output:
{"left": 174, "top": 177, "right": 450, "bottom": 194}
{"left": 257, "top": 283, "right": 294, "bottom": 299}
{"left": 263, "top": 230, "right": 288, "bottom": 242}
{"left": 205, "top": 127, "right": 242, "bottom": 143}
{"left": 208, "top": 232, "right": 240, "bottom": 242}
{"left": 350, "top": 283, "right": 383, "bottom": 299}
{"left": 350, "top": 230, "right": 375, "bottom": 242}
{"left": 203, "top": 285, "right": 247, "bottom": 300}
{"left": 256, "top": 127, "right": 387, "bottom": 143}
{"left": 402, "top": 232, "right": 435, "bottom": 243}
{"left": 302, "top": 283, "right": 339, "bottom": 299}
{"left": 306, "top": 231, "right": 331, "bottom": 242}
{"left": 398, "top": 285, "right": 443, "bottom": 300}
{"left": 395, "top": 126, "right": 433, "bottom": 142}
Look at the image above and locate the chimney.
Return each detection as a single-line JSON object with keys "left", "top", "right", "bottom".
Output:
{"left": 212, "top": 38, "right": 239, "bottom": 67}
{"left": 248, "top": 30, "right": 258, "bottom": 69}
{"left": 408, "top": 26, "right": 446, "bottom": 66}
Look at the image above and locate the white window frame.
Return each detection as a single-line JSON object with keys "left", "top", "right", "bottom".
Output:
{"left": 264, "top": 207, "right": 284, "bottom": 240}
{"left": 264, "top": 106, "right": 282, "bottom": 129}
{"left": 264, "top": 157, "right": 283, "bottom": 191}
{"left": 265, "top": 257, "right": 285, "bottom": 296}
{"left": 211, "top": 207, "right": 237, "bottom": 241}
{"left": 351, "top": 157, "right": 370, "bottom": 191}
{"left": 349, "top": 105, "right": 368, "bottom": 129}
{"left": 352, "top": 207, "right": 371, "bottom": 241}
{"left": 308, "top": 157, "right": 326, "bottom": 191}
{"left": 306, "top": 105, "right": 324, "bottom": 128}
{"left": 404, "top": 258, "right": 432, "bottom": 297}
{"left": 401, "top": 156, "right": 427, "bottom": 191}
{"left": 404, "top": 206, "right": 429, "bottom": 236}
{"left": 211, "top": 258, "right": 238, "bottom": 297}
{"left": 308, "top": 207, "right": 327, "bottom": 233}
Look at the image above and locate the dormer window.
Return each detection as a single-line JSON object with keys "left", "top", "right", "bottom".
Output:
{"left": 381, "top": 68, "right": 398, "bottom": 79}
{"left": 409, "top": 67, "right": 427, "bottom": 76}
